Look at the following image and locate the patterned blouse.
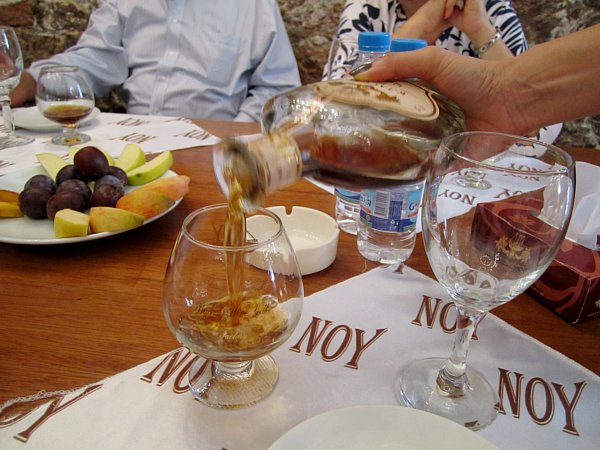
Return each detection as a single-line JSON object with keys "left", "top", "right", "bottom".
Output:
{"left": 324, "top": 0, "right": 561, "bottom": 143}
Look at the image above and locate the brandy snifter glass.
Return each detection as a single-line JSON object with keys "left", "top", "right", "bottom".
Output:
{"left": 163, "top": 204, "right": 303, "bottom": 409}
{"left": 36, "top": 65, "right": 94, "bottom": 146}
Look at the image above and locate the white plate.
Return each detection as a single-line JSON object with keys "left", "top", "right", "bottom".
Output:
{"left": 0, "top": 165, "right": 181, "bottom": 245}
{"left": 269, "top": 405, "right": 498, "bottom": 450}
{"left": 13, "top": 106, "right": 101, "bottom": 132}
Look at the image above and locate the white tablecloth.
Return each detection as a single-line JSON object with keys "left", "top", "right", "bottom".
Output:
{"left": 0, "top": 112, "right": 220, "bottom": 176}
{"left": 1, "top": 266, "right": 597, "bottom": 449}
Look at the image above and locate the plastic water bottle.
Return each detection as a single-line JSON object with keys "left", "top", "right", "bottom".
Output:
{"left": 334, "top": 31, "right": 390, "bottom": 234}
{"left": 357, "top": 38, "right": 428, "bottom": 265}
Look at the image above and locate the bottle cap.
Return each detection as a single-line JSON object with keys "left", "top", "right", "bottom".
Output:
{"left": 358, "top": 32, "right": 391, "bottom": 52}
{"left": 391, "top": 38, "right": 428, "bottom": 53}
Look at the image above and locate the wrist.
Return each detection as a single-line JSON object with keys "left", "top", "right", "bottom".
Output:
{"left": 474, "top": 27, "right": 502, "bottom": 57}
{"left": 470, "top": 23, "right": 499, "bottom": 50}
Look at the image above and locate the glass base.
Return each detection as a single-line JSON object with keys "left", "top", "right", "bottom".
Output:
{"left": 51, "top": 132, "right": 91, "bottom": 146}
{"left": 189, "top": 355, "right": 278, "bottom": 409}
{"left": 395, "top": 357, "right": 498, "bottom": 430}
{"left": 0, "top": 133, "right": 34, "bottom": 150}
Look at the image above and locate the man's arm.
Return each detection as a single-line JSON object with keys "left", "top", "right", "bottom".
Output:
{"left": 9, "top": 71, "right": 36, "bottom": 106}
{"left": 11, "top": 0, "right": 128, "bottom": 108}
{"left": 234, "top": 2, "right": 300, "bottom": 122}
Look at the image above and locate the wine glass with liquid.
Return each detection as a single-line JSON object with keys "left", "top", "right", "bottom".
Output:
{"left": 396, "top": 131, "right": 575, "bottom": 430}
{"left": 163, "top": 203, "right": 303, "bottom": 409}
{"left": 0, "top": 26, "right": 34, "bottom": 150}
{"left": 36, "top": 65, "right": 94, "bottom": 145}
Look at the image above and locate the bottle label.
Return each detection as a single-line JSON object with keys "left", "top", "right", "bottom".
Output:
{"left": 314, "top": 80, "right": 439, "bottom": 121}
{"left": 335, "top": 187, "right": 361, "bottom": 205}
{"left": 247, "top": 133, "right": 302, "bottom": 194}
{"left": 360, "top": 185, "right": 423, "bottom": 233}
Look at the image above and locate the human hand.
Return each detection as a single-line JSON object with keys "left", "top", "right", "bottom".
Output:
{"left": 394, "top": 0, "right": 496, "bottom": 49}
{"left": 393, "top": 0, "right": 456, "bottom": 44}
{"left": 446, "top": 0, "right": 498, "bottom": 49}
{"left": 8, "top": 71, "right": 36, "bottom": 107}
{"left": 354, "top": 47, "right": 524, "bottom": 134}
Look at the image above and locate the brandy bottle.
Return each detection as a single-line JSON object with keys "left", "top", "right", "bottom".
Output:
{"left": 213, "top": 79, "right": 465, "bottom": 207}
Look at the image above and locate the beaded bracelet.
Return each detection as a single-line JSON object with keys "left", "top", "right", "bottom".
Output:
{"left": 476, "top": 28, "right": 502, "bottom": 57}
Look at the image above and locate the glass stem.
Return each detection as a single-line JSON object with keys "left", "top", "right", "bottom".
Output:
{"left": 1, "top": 95, "right": 14, "bottom": 134}
{"left": 62, "top": 126, "right": 78, "bottom": 140}
{"left": 213, "top": 360, "right": 254, "bottom": 381}
{"left": 436, "top": 305, "right": 486, "bottom": 397}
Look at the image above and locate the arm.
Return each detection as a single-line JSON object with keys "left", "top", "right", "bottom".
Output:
{"left": 235, "top": 1, "right": 301, "bottom": 122}
{"left": 9, "top": 71, "right": 36, "bottom": 107}
{"left": 10, "top": 0, "right": 128, "bottom": 107}
{"left": 355, "top": 24, "right": 600, "bottom": 134}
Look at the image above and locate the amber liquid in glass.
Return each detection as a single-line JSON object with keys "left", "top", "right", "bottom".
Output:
{"left": 178, "top": 182, "right": 288, "bottom": 358}
{"left": 42, "top": 104, "right": 92, "bottom": 126}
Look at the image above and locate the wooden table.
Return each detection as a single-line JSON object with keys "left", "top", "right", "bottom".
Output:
{"left": 0, "top": 120, "right": 598, "bottom": 405}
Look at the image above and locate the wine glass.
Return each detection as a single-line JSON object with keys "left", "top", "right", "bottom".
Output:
{"left": 163, "top": 204, "right": 304, "bottom": 409}
{"left": 36, "top": 65, "right": 95, "bottom": 146}
{"left": 0, "top": 26, "right": 34, "bottom": 150}
{"left": 396, "top": 131, "right": 575, "bottom": 430}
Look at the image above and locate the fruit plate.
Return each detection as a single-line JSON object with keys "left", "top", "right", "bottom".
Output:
{"left": 13, "top": 106, "right": 101, "bottom": 132}
{"left": 0, "top": 165, "right": 181, "bottom": 245}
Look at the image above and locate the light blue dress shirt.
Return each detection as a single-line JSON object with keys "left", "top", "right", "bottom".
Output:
{"left": 28, "top": 0, "right": 301, "bottom": 122}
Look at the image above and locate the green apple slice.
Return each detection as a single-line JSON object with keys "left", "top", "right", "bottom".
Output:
{"left": 89, "top": 207, "right": 145, "bottom": 233}
{"left": 36, "top": 153, "right": 68, "bottom": 180}
{"left": 126, "top": 150, "right": 174, "bottom": 186}
{"left": 54, "top": 209, "right": 90, "bottom": 238}
{"left": 68, "top": 145, "right": 115, "bottom": 166}
{"left": 115, "top": 143, "right": 146, "bottom": 172}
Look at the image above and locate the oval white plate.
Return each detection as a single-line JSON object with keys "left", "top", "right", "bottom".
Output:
{"left": 0, "top": 165, "right": 181, "bottom": 245}
{"left": 13, "top": 106, "right": 101, "bottom": 132}
{"left": 269, "top": 405, "right": 498, "bottom": 450}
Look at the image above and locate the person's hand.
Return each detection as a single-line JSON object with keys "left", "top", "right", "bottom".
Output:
{"left": 393, "top": 0, "right": 456, "bottom": 44}
{"left": 9, "top": 71, "right": 37, "bottom": 107}
{"left": 354, "top": 47, "right": 525, "bottom": 135}
{"left": 446, "top": 0, "right": 499, "bottom": 51}
{"left": 394, "top": 0, "right": 509, "bottom": 58}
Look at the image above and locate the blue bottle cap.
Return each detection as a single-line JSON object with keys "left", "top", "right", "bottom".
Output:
{"left": 358, "top": 32, "right": 391, "bottom": 52}
{"left": 390, "top": 38, "right": 428, "bottom": 52}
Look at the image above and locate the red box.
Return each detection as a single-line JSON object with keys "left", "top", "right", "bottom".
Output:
{"left": 528, "top": 239, "right": 600, "bottom": 324}
{"left": 471, "top": 200, "right": 600, "bottom": 324}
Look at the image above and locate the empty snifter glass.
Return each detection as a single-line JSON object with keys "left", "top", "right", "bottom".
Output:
{"left": 163, "top": 204, "right": 303, "bottom": 409}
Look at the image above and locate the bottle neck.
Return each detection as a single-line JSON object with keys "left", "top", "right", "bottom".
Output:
{"left": 246, "top": 133, "right": 303, "bottom": 195}
{"left": 214, "top": 133, "right": 303, "bottom": 209}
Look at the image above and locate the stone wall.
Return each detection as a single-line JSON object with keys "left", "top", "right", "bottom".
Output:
{"left": 1, "top": 0, "right": 598, "bottom": 147}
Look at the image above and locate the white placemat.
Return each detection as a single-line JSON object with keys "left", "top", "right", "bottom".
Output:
{"left": 1, "top": 266, "right": 597, "bottom": 449}
{"left": 0, "top": 112, "right": 221, "bottom": 176}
